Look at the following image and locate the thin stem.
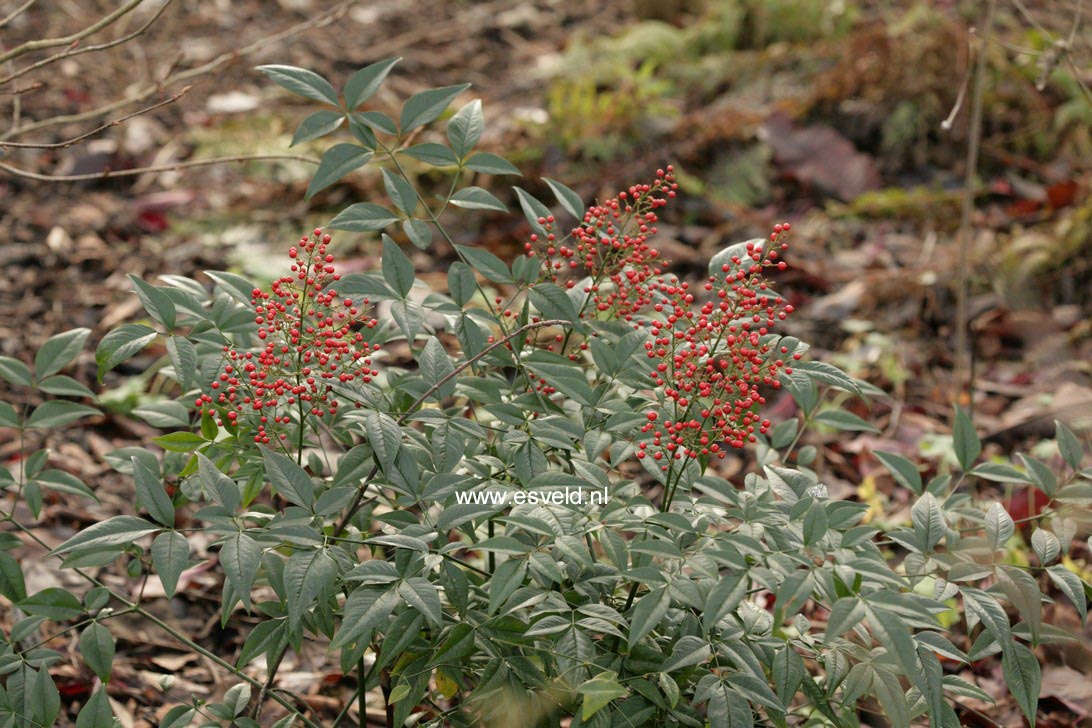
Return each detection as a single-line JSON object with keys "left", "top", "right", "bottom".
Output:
{"left": 0, "top": 153, "right": 318, "bottom": 182}
{"left": 0, "top": 86, "right": 190, "bottom": 149}
{"left": 0, "top": 0, "right": 174, "bottom": 87}
{"left": 0, "top": 0, "right": 354, "bottom": 141}
{"left": 953, "top": 0, "right": 997, "bottom": 408}
{"left": 0, "top": 0, "right": 36, "bottom": 29}
{"left": 0, "top": 0, "right": 144, "bottom": 65}
{"left": 357, "top": 656, "right": 368, "bottom": 728}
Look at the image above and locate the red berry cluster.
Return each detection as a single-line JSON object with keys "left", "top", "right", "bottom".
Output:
{"left": 636, "top": 224, "right": 798, "bottom": 468}
{"left": 526, "top": 168, "right": 676, "bottom": 324}
{"left": 196, "top": 229, "right": 381, "bottom": 444}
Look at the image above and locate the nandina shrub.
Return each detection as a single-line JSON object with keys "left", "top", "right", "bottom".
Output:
{"left": 0, "top": 59, "right": 1090, "bottom": 728}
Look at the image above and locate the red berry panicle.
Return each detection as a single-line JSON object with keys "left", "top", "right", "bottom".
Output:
{"left": 525, "top": 167, "right": 677, "bottom": 322}
{"left": 638, "top": 224, "right": 797, "bottom": 468}
{"left": 196, "top": 229, "right": 381, "bottom": 444}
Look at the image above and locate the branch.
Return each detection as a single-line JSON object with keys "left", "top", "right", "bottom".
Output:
{"left": 0, "top": 0, "right": 355, "bottom": 141}
{"left": 0, "top": 0, "right": 144, "bottom": 65}
{"left": 0, "top": 0, "right": 37, "bottom": 30}
{"left": 332, "top": 317, "right": 568, "bottom": 537}
{"left": 0, "top": 153, "right": 318, "bottom": 182}
{"left": 0, "top": 86, "right": 190, "bottom": 149}
{"left": 0, "top": 0, "right": 174, "bottom": 87}
{"left": 953, "top": 0, "right": 997, "bottom": 407}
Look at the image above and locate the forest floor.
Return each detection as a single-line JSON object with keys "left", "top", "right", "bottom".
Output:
{"left": 1, "top": 0, "right": 1091, "bottom": 725}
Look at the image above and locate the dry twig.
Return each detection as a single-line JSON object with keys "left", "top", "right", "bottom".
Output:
{"left": 0, "top": 153, "right": 318, "bottom": 183}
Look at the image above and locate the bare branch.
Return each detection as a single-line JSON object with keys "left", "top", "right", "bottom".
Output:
{"left": 0, "top": 86, "right": 190, "bottom": 150}
{"left": 0, "top": 153, "right": 318, "bottom": 182}
{"left": 0, "top": 0, "right": 37, "bottom": 30}
{"left": 0, "top": 0, "right": 145, "bottom": 65}
{"left": 0, "top": 0, "right": 355, "bottom": 142}
{"left": 0, "top": 0, "right": 174, "bottom": 87}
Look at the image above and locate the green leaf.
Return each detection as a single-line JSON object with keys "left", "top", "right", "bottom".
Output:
{"left": 464, "top": 152, "right": 520, "bottom": 175}
{"left": 448, "top": 186, "right": 508, "bottom": 212}
{"left": 1017, "top": 454, "right": 1058, "bottom": 497}
{"left": 661, "top": 635, "right": 711, "bottom": 672}
{"left": 544, "top": 178, "right": 585, "bottom": 220}
{"left": 969, "top": 461, "right": 1028, "bottom": 483}
{"left": 874, "top": 450, "right": 923, "bottom": 495}
{"left": 19, "top": 588, "right": 83, "bottom": 620}
{"left": 953, "top": 405, "right": 981, "bottom": 470}
{"left": 332, "top": 587, "right": 399, "bottom": 649}
{"left": 329, "top": 202, "right": 400, "bottom": 232}
{"left": 627, "top": 587, "right": 670, "bottom": 648}
{"left": 25, "top": 400, "right": 99, "bottom": 429}
{"left": 403, "top": 219, "right": 432, "bottom": 249}
{"left": 382, "top": 235, "right": 415, "bottom": 298}
{"left": 985, "top": 501, "right": 1014, "bottom": 549}
{"left": 285, "top": 548, "right": 337, "bottom": 631}
{"left": 447, "top": 99, "right": 484, "bottom": 158}
{"left": 1031, "top": 528, "right": 1060, "bottom": 565}
{"left": 995, "top": 564, "right": 1042, "bottom": 644}
{"left": 400, "top": 83, "right": 470, "bottom": 133}
{"left": 79, "top": 623, "right": 115, "bottom": 683}
{"left": 772, "top": 645, "right": 805, "bottom": 704}
{"left": 222, "top": 683, "right": 251, "bottom": 717}
{"left": 0, "top": 400, "right": 18, "bottom": 428}
{"left": 133, "top": 457, "right": 175, "bottom": 527}
{"left": 870, "top": 608, "right": 922, "bottom": 690}
{"left": 1046, "top": 565, "right": 1087, "bottom": 625}
{"left": 95, "top": 323, "right": 157, "bottom": 381}
{"left": 37, "top": 374, "right": 96, "bottom": 398}
{"left": 152, "top": 531, "right": 190, "bottom": 599}
{"left": 197, "top": 453, "right": 241, "bottom": 512}
{"left": 398, "top": 577, "right": 442, "bottom": 627}
{"left": 454, "top": 244, "right": 512, "bottom": 284}
{"left": 813, "top": 408, "right": 879, "bottom": 433}
{"left": 513, "top": 187, "right": 551, "bottom": 238}
{"left": 1055, "top": 420, "right": 1084, "bottom": 471}
{"left": 448, "top": 262, "right": 478, "bottom": 307}
{"left": 792, "top": 360, "right": 862, "bottom": 395}
{"left": 76, "top": 687, "right": 114, "bottom": 728}
{"left": 578, "top": 672, "right": 629, "bottom": 720}
{"left": 153, "top": 430, "right": 205, "bottom": 452}
{"left": 911, "top": 493, "right": 945, "bottom": 552}
{"left": 388, "top": 684, "right": 411, "bottom": 703}
{"left": 263, "top": 449, "right": 315, "bottom": 509}
{"left": 257, "top": 64, "right": 339, "bottom": 106}
{"left": 1002, "top": 641, "right": 1041, "bottom": 725}
{"left": 0, "top": 355, "right": 32, "bottom": 386}
{"left": 364, "top": 411, "right": 401, "bottom": 471}
{"left": 33, "top": 469, "right": 98, "bottom": 501}
{"left": 488, "top": 558, "right": 526, "bottom": 615}
{"left": 961, "top": 587, "right": 1012, "bottom": 644}
{"left": 872, "top": 667, "right": 910, "bottom": 728}
{"left": 291, "top": 110, "right": 344, "bottom": 146}
{"left": 237, "top": 619, "right": 288, "bottom": 668}
{"left": 34, "top": 328, "right": 90, "bottom": 379}
{"left": 344, "top": 57, "right": 401, "bottom": 108}
{"left": 128, "top": 276, "right": 176, "bottom": 329}
{"left": 419, "top": 337, "right": 456, "bottom": 400}
{"left": 307, "top": 143, "right": 372, "bottom": 199}
{"left": 400, "top": 142, "right": 459, "bottom": 167}
{"left": 0, "top": 552, "right": 27, "bottom": 602}
{"left": 824, "top": 597, "right": 865, "bottom": 644}
{"left": 53, "top": 515, "right": 160, "bottom": 554}
{"left": 221, "top": 533, "right": 261, "bottom": 611}
{"left": 381, "top": 168, "right": 418, "bottom": 216}
{"left": 529, "top": 283, "right": 578, "bottom": 323}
